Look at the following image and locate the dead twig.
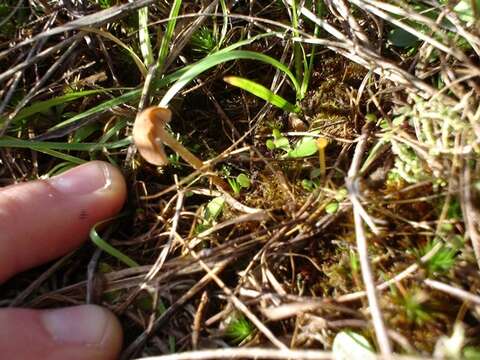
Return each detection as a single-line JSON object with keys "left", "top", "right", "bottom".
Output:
{"left": 346, "top": 124, "right": 392, "bottom": 357}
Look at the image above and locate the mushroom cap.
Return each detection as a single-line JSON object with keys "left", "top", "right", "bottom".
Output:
{"left": 316, "top": 137, "right": 329, "bottom": 150}
{"left": 133, "top": 106, "right": 172, "bottom": 166}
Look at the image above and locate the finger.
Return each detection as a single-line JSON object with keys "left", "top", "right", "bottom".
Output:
{"left": 0, "top": 161, "right": 127, "bottom": 282}
{"left": 0, "top": 305, "right": 122, "bottom": 360}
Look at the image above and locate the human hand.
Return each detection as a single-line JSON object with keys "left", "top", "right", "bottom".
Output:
{"left": 0, "top": 161, "right": 127, "bottom": 360}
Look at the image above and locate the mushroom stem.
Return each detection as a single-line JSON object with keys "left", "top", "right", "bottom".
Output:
{"left": 156, "top": 127, "right": 204, "bottom": 170}
{"left": 157, "top": 127, "right": 229, "bottom": 190}
{"left": 316, "top": 137, "right": 328, "bottom": 179}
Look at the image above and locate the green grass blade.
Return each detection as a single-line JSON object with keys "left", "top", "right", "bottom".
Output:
{"left": 217, "top": 32, "right": 281, "bottom": 54}
{"left": 217, "top": 0, "right": 228, "bottom": 49}
{"left": 0, "top": 135, "right": 131, "bottom": 151}
{"left": 300, "top": 0, "right": 323, "bottom": 98}
{"left": 47, "top": 91, "right": 141, "bottom": 132}
{"left": 138, "top": 7, "right": 154, "bottom": 66}
{"left": 98, "top": 118, "right": 128, "bottom": 144}
{"left": 35, "top": 148, "right": 87, "bottom": 164}
{"left": 224, "top": 76, "right": 300, "bottom": 113}
{"left": 90, "top": 214, "right": 139, "bottom": 268}
{"left": 46, "top": 66, "right": 189, "bottom": 134}
{"left": 3, "top": 89, "right": 105, "bottom": 125}
{"left": 290, "top": 0, "right": 303, "bottom": 85}
{"left": 160, "top": 50, "right": 300, "bottom": 106}
{"left": 45, "top": 162, "right": 78, "bottom": 177}
{"left": 157, "top": 0, "right": 182, "bottom": 71}
{"left": 27, "top": 33, "right": 280, "bottom": 134}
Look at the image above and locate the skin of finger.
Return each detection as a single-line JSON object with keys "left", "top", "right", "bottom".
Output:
{"left": 0, "top": 161, "right": 127, "bottom": 283}
{"left": 0, "top": 306, "right": 122, "bottom": 360}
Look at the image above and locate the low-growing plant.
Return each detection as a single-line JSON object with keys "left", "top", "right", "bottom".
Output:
{"left": 190, "top": 26, "right": 218, "bottom": 55}
{"left": 391, "top": 286, "right": 434, "bottom": 326}
{"left": 227, "top": 173, "right": 251, "bottom": 195}
{"left": 416, "top": 239, "right": 457, "bottom": 276}
{"left": 266, "top": 128, "right": 320, "bottom": 159}
{"left": 225, "top": 314, "right": 255, "bottom": 344}
{"left": 195, "top": 196, "right": 225, "bottom": 234}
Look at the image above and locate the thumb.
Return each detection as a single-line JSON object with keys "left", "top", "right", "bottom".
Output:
{"left": 0, "top": 305, "right": 122, "bottom": 360}
{"left": 0, "top": 161, "right": 127, "bottom": 282}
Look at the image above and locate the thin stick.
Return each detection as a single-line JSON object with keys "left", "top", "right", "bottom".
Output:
{"left": 135, "top": 347, "right": 430, "bottom": 360}
{"left": 425, "top": 279, "right": 480, "bottom": 307}
{"left": 346, "top": 124, "right": 392, "bottom": 357}
{"left": 192, "top": 291, "right": 209, "bottom": 350}
{"left": 461, "top": 157, "right": 480, "bottom": 270}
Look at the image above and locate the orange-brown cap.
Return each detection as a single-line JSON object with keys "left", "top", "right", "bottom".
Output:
{"left": 133, "top": 106, "right": 172, "bottom": 166}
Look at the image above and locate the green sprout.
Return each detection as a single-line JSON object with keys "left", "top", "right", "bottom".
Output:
{"left": 301, "top": 178, "right": 319, "bottom": 192}
{"left": 349, "top": 250, "right": 359, "bottom": 273}
{"left": 266, "top": 128, "right": 291, "bottom": 152}
{"left": 403, "top": 290, "right": 432, "bottom": 325}
{"left": 325, "top": 201, "right": 339, "bottom": 214}
{"left": 228, "top": 173, "right": 251, "bottom": 195}
{"left": 417, "top": 239, "right": 457, "bottom": 276}
{"left": 97, "top": 0, "right": 115, "bottom": 9}
{"left": 225, "top": 314, "right": 255, "bottom": 344}
{"left": 195, "top": 196, "right": 225, "bottom": 233}
{"left": 190, "top": 26, "right": 217, "bottom": 55}
{"left": 391, "top": 286, "right": 433, "bottom": 326}
{"left": 266, "top": 128, "right": 319, "bottom": 159}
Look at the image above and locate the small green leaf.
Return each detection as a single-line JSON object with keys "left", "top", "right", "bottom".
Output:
{"left": 301, "top": 179, "right": 316, "bottom": 192}
{"left": 287, "top": 137, "right": 318, "bottom": 158}
{"left": 388, "top": 27, "right": 420, "bottom": 48}
{"left": 205, "top": 196, "right": 225, "bottom": 222}
{"left": 365, "top": 113, "right": 377, "bottom": 122}
{"left": 236, "top": 173, "right": 251, "bottom": 188}
{"left": 266, "top": 139, "right": 276, "bottom": 150}
{"left": 325, "top": 201, "right": 339, "bottom": 214}
{"left": 226, "top": 315, "right": 254, "bottom": 344}
{"left": 335, "top": 188, "right": 348, "bottom": 202}
{"left": 272, "top": 128, "right": 282, "bottom": 139}
{"left": 274, "top": 136, "right": 290, "bottom": 151}
{"left": 454, "top": 0, "right": 480, "bottom": 23}
{"left": 190, "top": 26, "right": 217, "bottom": 54}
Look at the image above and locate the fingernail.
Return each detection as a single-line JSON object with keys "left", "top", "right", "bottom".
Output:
{"left": 42, "top": 305, "right": 110, "bottom": 346}
{"left": 49, "top": 162, "right": 112, "bottom": 195}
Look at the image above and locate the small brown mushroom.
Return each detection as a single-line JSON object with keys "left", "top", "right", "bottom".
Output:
{"left": 316, "top": 137, "right": 328, "bottom": 178}
{"left": 133, "top": 106, "right": 171, "bottom": 166}
{"left": 133, "top": 106, "right": 228, "bottom": 189}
